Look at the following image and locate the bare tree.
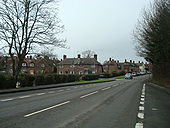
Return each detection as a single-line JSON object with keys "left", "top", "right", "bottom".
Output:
{"left": 82, "top": 50, "right": 96, "bottom": 58}
{"left": 0, "top": 0, "right": 66, "bottom": 83}
{"left": 134, "top": 0, "right": 170, "bottom": 86}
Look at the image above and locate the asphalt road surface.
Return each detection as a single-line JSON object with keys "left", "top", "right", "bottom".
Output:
{"left": 1, "top": 75, "right": 168, "bottom": 128}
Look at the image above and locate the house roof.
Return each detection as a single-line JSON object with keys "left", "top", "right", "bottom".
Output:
{"left": 58, "top": 58, "right": 101, "bottom": 65}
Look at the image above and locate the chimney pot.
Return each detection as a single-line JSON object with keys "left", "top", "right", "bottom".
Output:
{"left": 63, "top": 55, "right": 67, "bottom": 60}
{"left": 78, "top": 54, "right": 81, "bottom": 58}
{"left": 94, "top": 54, "right": 97, "bottom": 60}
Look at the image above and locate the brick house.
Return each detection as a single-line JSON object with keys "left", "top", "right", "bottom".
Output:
{"left": 4, "top": 56, "right": 60, "bottom": 75}
{"left": 103, "top": 58, "right": 123, "bottom": 73}
{"left": 57, "top": 54, "right": 103, "bottom": 75}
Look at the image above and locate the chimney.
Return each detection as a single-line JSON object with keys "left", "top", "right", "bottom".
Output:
{"left": 138, "top": 61, "right": 140, "bottom": 63}
{"left": 109, "top": 58, "right": 112, "bottom": 61}
{"left": 130, "top": 60, "right": 132, "bottom": 63}
{"left": 63, "top": 55, "right": 67, "bottom": 60}
{"left": 125, "top": 59, "right": 127, "bottom": 63}
{"left": 94, "top": 54, "right": 97, "bottom": 60}
{"left": 117, "top": 60, "right": 119, "bottom": 63}
{"left": 133, "top": 61, "right": 135, "bottom": 63}
{"left": 78, "top": 54, "right": 81, "bottom": 58}
{"left": 30, "top": 56, "right": 32, "bottom": 59}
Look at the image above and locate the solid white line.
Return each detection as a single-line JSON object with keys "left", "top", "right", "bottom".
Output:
{"left": 138, "top": 112, "right": 144, "bottom": 119}
{"left": 80, "top": 91, "right": 98, "bottom": 99}
{"left": 36, "top": 93, "right": 45, "bottom": 96}
{"left": 1, "top": 98, "right": 14, "bottom": 102}
{"left": 135, "top": 122, "right": 143, "bottom": 128}
{"left": 24, "top": 101, "right": 70, "bottom": 117}
{"left": 139, "top": 106, "right": 144, "bottom": 111}
{"left": 102, "top": 87, "right": 111, "bottom": 91}
{"left": 19, "top": 95, "right": 31, "bottom": 99}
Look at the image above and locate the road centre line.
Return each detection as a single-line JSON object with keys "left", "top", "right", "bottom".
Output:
{"left": 19, "top": 95, "right": 31, "bottom": 99}
{"left": 58, "top": 90, "right": 64, "bottom": 92}
{"left": 102, "top": 87, "right": 111, "bottom": 91}
{"left": 0, "top": 98, "right": 14, "bottom": 102}
{"left": 36, "top": 93, "right": 45, "bottom": 96}
{"left": 80, "top": 91, "right": 98, "bottom": 99}
{"left": 24, "top": 101, "right": 70, "bottom": 117}
{"left": 48, "top": 91, "right": 55, "bottom": 94}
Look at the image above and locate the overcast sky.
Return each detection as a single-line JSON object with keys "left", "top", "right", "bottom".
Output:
{"left": 55, "top": 0, "right": 154, "bottom": 63}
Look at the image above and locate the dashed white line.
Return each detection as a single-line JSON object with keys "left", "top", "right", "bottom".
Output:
{"left": 138, "top": 112, "right": 144, "bottom": 119}
{"left": 19, "top": 95, "right": 31, "bottom": 99}
{"left": 140, "top": 101, "right": 144, "bottom": 105}
{"left": 74, "top": 87, "right": 78, "bottom": 89}
{"left": 80, "top": 91, "right": 98, "bottom": 99}
{"left": 48, "top": 91, "right": 55, "bottom": 94}
{"left": 141, "top": 98, "right": 145, "bottom": 101}
{"left": 36, "top": 93, "right": 45, "bottom": 96}
{"left": 1, "top": 98, "right": 14, "bottom": 102}
{"left": 66, "top": 89, "right": 71, "bottom": 91}
{"left": 102, "top": 87, "right": 111, "bottom": 91}
{"left": 58, "top": 90, "right": 64, "bottom": 92}
{"left": 24, "top": 101, "right": 70, "bottom": 117}
{"left": 139, "top": 106, "right": 144, "bottom": 111}
{"left": 135, "top": 122, "right": 143, "bottom": 128}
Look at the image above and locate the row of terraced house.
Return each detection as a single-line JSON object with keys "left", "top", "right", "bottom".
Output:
{"left": 0, "top": 54, "right": 150, "bottom": 75}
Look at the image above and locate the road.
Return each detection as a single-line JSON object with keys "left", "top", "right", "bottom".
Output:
{"left": 0, "top": 75, "right": 157, "bottom": 128}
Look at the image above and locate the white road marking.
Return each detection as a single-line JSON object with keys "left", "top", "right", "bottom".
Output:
{"left": 36, "top": 93, "right": 45, "bottom": 96}
{"left": 138, "top": 112, "right": 144, "bottom": 119}
{"left": 58, "top": 90, "right": 64, "bottom": 92}
{"left": 141, "top": 95, "right": 145, "bottom": 98}
{"left": 140, "top": 101, "right": 144, "bottom": 105}
{"left": 48, "top": 91, "right": 55, "bottom": 94}
{"left": 135, "top": 122, "right": 143, "bottom": 128}
{"left": 141, "top": 98, "right": 145, "bottom": 101}
{"left": 66, "top": 89, "right": 71, "bottom": 91}
{"left": 139, "top": 106, "right": 144, "bottom": 111}
{"left": 24, "top": 101, "right": 70, "bottom": 117}
{"left": 102, "top": 87, "right": 111, "bottom": 91}
{"left": 1, "top": 98, "right": 14, "bottom": 102}
{"left": 113, "top": 84, "right": 118, "bottom": 87}
{"left": 152, "top": 108, "right": 158, "bottom": 111}
{"left": 19, "top": 95, "right": 31, "bottom": 99}
{"left": 80, "top": 91, "right": 98, "bottom": 99}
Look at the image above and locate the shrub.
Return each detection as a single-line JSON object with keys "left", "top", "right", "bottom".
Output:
{"left": 82, "top": 74, "right": 99, "bottom": 81}
{"left": 0, "top": 74, "right": 15, "bottom": 89}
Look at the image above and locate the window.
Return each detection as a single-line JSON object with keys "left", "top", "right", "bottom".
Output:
{"left": 30, "top": 63, "right": 35, "bottom": 67}
{"left": 41, "top": 64, "right": 45, "bottom": 68}
{"left": 79, "top": 72, "right": 83, "bottom": 75}
{"left": 70, "top": 71, "right": 74, "bottom": 74}
{"left": 59, "top": 71, "right": 63, "bottom": 74}
{"left": 92, "top": 71, "right": 95, "bottom": 74}
{"left": 22, "top": 63, "right": 27, "bottom": 67}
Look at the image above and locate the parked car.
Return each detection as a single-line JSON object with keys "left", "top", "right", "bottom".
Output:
{"left": 125, "top": 73, "right": 133, "bottom": 79}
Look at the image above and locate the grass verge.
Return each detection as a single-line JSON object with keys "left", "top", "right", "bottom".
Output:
{"left": 75, "top": 78, "right": 116, "bottom": 85}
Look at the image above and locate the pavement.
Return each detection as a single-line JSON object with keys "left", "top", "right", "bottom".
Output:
{"left": 0, "top": 75, "right": 169, "bottom": 128}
